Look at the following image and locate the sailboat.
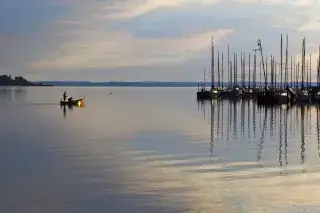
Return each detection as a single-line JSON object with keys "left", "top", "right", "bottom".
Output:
{"left": 296, "top": 38, "right": 310, "bottom": 102}
{"left": 210, "top": 36, "right": 219, "bottom": 99}
{"left": 276, "top": 90, "right": 289, "bottom": 104}
{"left": 315, "top": 46, "right": 320, "bottom": 101}
{"left": 296, "top": 90, "right": 310, "bottom": 102}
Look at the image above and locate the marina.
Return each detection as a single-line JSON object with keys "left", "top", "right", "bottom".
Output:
{"left": 197, "top": 34, "right": 320, "bottom": 105}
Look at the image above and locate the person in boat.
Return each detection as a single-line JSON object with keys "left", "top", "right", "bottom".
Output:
{"left": 68, "top": 97, "right": 73, "bottom": 102}
{"left": 63, "top": 91, "right": 67, "bottom": 102}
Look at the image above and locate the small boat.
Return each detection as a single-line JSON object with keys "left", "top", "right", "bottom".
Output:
{"left": 60, "top": 98, "right": 85, "bottom": 107}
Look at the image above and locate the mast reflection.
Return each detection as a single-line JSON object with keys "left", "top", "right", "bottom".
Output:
{"left": 198, "top": 99, "right": 317, "bottom": 174}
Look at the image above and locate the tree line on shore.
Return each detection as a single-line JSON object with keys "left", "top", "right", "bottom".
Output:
{"left": 0, "top": 75, "right": 46, "bottom": 86}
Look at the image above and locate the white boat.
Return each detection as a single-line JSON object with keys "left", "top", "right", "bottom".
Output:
{"left": 276, "top": 92, "right": 288, "bottom": 103}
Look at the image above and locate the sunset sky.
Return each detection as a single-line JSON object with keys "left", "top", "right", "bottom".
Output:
{"left": 1, "top": 0, "right": 319, "bottom": 81}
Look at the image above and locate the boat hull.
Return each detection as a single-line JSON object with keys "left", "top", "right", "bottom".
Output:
{"left": 295, "top": 95, "right": 310, "bottom": 102}
{"left": 60, "top": 98, "right": 84, "bottom": 106}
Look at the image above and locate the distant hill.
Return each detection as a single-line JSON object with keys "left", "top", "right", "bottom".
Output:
{"left": 36, "top": 80, "right": 320, "bottom": 87}
{"left": 0, "top": 75, "right": 52, "bottom": 86}
{"left": 37, "top": 81, "right": 199, "bottom": 87}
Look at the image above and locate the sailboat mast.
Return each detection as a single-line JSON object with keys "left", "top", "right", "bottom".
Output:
{"left": 306, "top": 59, "right": 309, "bottom": 89}
{"left": 218, "top": 50, "right": 220, "bottom": 88}
{"left": 204, "top": 68, "right": 206, "bottom": 90}
{"left": 310, "top": 54, "right": 312, "bottom": 88}
{"left": 244, "top": 53, "right": 246, "bottom": 88}
{"left": 234, "top": 52, "right": 236, "bottom": 87}
{"left": 228, "top": 45, "right": 230, "bottom": 87}
{"left": 236, "top": 53, "right": 238, "bottom": 86}
{"left": 222, "top": 52, "right": 224, "bottom": 89}
{"left": 293, "top": 56, "right": 298, "bottom": 87}
{"left": 270, "top": 56, "right": 273, "bottom": 87}
{"left": 318, "top": 46, "right": 320, "bottom": 87}
{"left": 249, "top": 53, "right": 251, "bottom": 89}
{"left": 230, "top": 61, "right": 233, "bottom": 87}
{"left": 281, "top": 34, "right": 283, "bottom": 89}
{"left": 254, "top": 51, "right": 257, "bottom": 88}
{"left": 266, "top": 56, "right": 268, "bottom": 87}
{"left": 260, "top": 61, "right": 262, "bottom": 87}
{"left": 274, "top": 56, "right": 276, "bottom": 88}
{"left": 285, "top": 34, "right": 288, "bottom": 87}
{"left": 240, "top": 52, "right": 243, "bottom": 87}
{"left": 290, "top": 55, "right": 293, "bottom": 88}
{"left": 211, "top": 36, "right": 215, "bottom": 90}
{"left": 298, "top": 62, "right": 300, "bottom": 89}
{"left": 318, "top": 56, "right": 320, "bottom": 88}
{"left": 301, "top": 37, "right": 305, "bottom": 89}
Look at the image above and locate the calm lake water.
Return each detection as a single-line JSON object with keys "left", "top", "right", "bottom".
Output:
{"left": 1, "top": 87, "right": 320, "bottom": 212}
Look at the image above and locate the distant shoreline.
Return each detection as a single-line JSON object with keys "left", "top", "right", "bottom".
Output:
{"left": 2, "top": 77, "right": 320, "bottom": 87}
{"left": 36, "top": 81, "right": 320, "bottom": 88}
{"left": 0, "top": 85, "right": 54, "bottom": 87}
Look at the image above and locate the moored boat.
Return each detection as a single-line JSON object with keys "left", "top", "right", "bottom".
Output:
{"left": 276, "top": 91, "right": 289, "bottom": 104}
{"left": 242, "top": 89, "right": 253, "bottom": 99}
{"left": 314, "top": 91, "right": 320, "bottom": 101}
{"left": 211, "top": 88, "right": 219, "bottom": 98}
{"left": 295, "top": 90, "right": 310, "bottom": 102}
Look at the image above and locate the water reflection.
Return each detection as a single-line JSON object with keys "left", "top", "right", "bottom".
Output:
{"left": 61, "top": 105, "right": 70, "bottom": 119}
{"left": 301, "top": 106, "right": 306, "bottom": 171}
{"left": 198, "top": 99, "right": 320, "bottom": 174}
{"left": 258, "top": 106, "right": 267, "bottom": 162}
{"left": 4, "top": 87, "right": 320, "bottom": 213}
{"left": 60, "top": 104, "right": 85, "bottom": 119}
{"left": 317, "top": 107, "right": 320, "bottom": 158}
{"left": 0, "top": 86, "right": 26, "bottom": 102}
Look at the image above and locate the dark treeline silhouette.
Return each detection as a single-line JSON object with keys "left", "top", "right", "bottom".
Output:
{"left": 0, "top": 75, "right": 51, "bottom": 86}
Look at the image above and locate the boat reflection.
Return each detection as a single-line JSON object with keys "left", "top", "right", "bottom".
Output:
{"left": 198, "top": 99, "right": 320, "bottom": 174}
{"left": 60, "top": 102, "right": 85, "bottom": 119}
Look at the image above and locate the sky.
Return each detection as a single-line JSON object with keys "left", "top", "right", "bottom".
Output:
{"left": 1, "top": 0, "right": 320, "bottom": 81}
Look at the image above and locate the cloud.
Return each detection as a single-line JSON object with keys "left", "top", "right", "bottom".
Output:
{"left": 27, "top": 0, "right": 320, "bottom": 80}
{"left": 1, "top": 0, "right": 320, "bottom": 80}
{"left": 233, "top": 0, "right": 314, "bottom": 6}
{"left": 103, "top": 0, "right": 221, "bottom": 20}
{"left": 31, "top": 28, "right": 234, "bottom": 70}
